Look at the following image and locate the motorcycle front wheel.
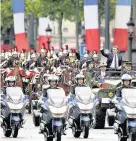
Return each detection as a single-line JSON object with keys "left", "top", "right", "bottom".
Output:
{"left": 4, "top": 128, "right": 12, "bottom": 137}
{"left": 72, "top": 126, "right": 81, "bottom": 138}
{"left": 82, "top": 121, "right": 90, "bottom": 138}
{"left": 55, "top": 126, "right": 62, "bottom": 141}
{"left": 44, "top": 132, "right": 53, "bottom": 141}
{"left": 118, "top": 132, "right": 127, "bottom": 141}
{"left": 12, "top": 124, "right": 19, "bottom": 138}
{"left": 130, "top": 127, "right": 136, "bottom": 141}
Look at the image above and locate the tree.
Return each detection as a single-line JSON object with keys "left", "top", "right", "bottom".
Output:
{"left": 1, "top": 0, "right": 13, "bottom": 28}
{"left": 98, "top": 0, "right": 116, "bottom": 23}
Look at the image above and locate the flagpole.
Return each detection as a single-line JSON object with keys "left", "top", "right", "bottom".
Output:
{"left": 105, "top": 0, "right": 110, "bottom": 50}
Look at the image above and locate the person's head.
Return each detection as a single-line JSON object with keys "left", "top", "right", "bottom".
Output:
{"left": 100, "top": 62, "right": 107, "bottom": 72}
{"left": 121, "top": 74, "right": 132, "bottom": 87}
{"left": 12, "top": 51, "right": 18, "bottom": 58}
{"left": 31, "top": 53, "right": 37, "bottom": 61}
{"left": 48, "top": 75, "right": 59, "bottom": 87}
{"left": 40, "top": 49, "right": 46, "bottom": 57}
{"left": 125, "top": 62, "right": 132, "bottom": 71}
{"left": 92, "top": 54, "right": 98, "bottom": 61}
{"left": 112, "top": 46, "right": 118, "bottom": 55}
{"left": 7, "top": 76, "right": 16, "bottom": 87}
{"left": 87, "top": 60, "right": 94, "bottom": 69}
{"left": 84, "top": 54, "right": 88, "bottom": 60}
{"left": 75, "top": 74, "right": 85, "bottom": 85}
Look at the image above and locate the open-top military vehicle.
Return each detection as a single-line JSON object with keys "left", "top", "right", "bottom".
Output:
{"left": 92, "top": 74, "right": 121, "bottom": 129}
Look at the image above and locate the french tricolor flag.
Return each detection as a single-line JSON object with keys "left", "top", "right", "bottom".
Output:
{"left": 113, "top": 0, "right": 132, "bottom": 51}
{"left": 37, "top": 17, "right": 50, "bottom": 52}
{"left": 84, "top": 0, "right": 100, "bottom": 52}
{"left": 12, "top": 0, "right": 29, "bottom": 52}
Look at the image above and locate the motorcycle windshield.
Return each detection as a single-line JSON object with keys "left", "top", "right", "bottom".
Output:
{"left": 75, "top": 87, "right": 93, "bottom": 104}
{"left": 47, "top": 88, "right": 66, "bottom": 107}
{"left": 6, "top": 87, "right": 24, "bottom": 104}
{"left": 122, "top": 88, "right": 136, "bottom": 108}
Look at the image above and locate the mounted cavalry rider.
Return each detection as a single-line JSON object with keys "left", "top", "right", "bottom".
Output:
{"left": 37, "top": 48, "right": 48, "bottom": 67}
{"left": 7, "top": 51, "right": 20, "bottom": 68}
{"left": 26, "top": 53, "right": 38, "bottom": 70}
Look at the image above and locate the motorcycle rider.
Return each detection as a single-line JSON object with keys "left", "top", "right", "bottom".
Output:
{"left": 39, "top": 75, "right": 67, "bottom": 134}
{"left": 7, "top": 51, "right": 19, "bottom": 68}
{"left": 114, "top": 74, "right": 134, "bottom": 137}
{"left": 2, "top": 76, "right": 16, "bottom": 95}
{"left": 70, "top": 73, "right": 87, "bottom": 96}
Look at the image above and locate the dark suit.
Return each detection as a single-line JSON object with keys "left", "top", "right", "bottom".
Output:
{"left": 101, "top": 50, "right": 122, "bottom": 69}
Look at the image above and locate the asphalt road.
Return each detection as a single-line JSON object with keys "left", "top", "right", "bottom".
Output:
{"left": 0, "top": 114, "right": 118, "bottom": 141}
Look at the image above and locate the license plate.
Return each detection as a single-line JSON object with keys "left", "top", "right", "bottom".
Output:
{"left": 101, "top": 98, "right": 110, "bottom": 104}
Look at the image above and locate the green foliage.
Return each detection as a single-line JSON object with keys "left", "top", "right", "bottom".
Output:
{"left": 98, "top": 0, "right": 116, "bottom": 21}
{"left": 1, "top": 0, "right": 13, "bottom": 28}
{"left": 1, "top": 0, "right": 116, "bottom": 29}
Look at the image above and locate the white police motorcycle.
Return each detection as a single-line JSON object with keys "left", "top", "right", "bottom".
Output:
{"left": 0, "top": 87, "right": 27, "bottom": 138}
{"left": 69, "top": 87, "right": 94, "bottom": 138}
{"left": 113, "top": 88, "right": 136, "bottom": 141}
{"left": 40, "top": 88, "right": 69, "bottom": 141}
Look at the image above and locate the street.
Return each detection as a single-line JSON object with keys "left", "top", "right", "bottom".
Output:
{"left": 0, "top": 114, "right": 118, "bottom": 141}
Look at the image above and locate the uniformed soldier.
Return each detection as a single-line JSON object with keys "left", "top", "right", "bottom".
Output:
{"left": 7, "top": 51, "right": 19, "bottom": 68}
{"left": 26, "top": 53, "right": 38, "bottom": 70}
{"left": 37, "top": 48, "right": 48, "bottom": 67}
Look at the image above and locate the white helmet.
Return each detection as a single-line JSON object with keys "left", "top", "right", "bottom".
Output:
{"left": 75, "top": 74, "right": 85, "bottom": 80}
{"left": 58, "top": 52, "right": 63, "bottom": 56}
{"left": 69, "top": 53, "right": 73, "bottom": 57}
{"left": 84, "top": 54, "right": 88, "bottom": 58}
{"left": 12, "top": 51, "right": 18, "bottom": 55}
{"left": 40, "top": 48, "right": 46, "bottom": 53}
{"left": 121, "top": 74, "right": 132, "bottom": 81}
{"left": 63, "top": 50, "right": 68, "bottom": 54}
{"left": 6, "top": 76, "right": 16, "bottom": 82}
{"left": 31, "top": 53, "right": 36, "bottom": 58}
{"left": 48, "top": 75, "right": 59, "bottom": 82}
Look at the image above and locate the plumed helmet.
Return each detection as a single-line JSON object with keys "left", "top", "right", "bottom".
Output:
{"left": 75, "top": 74, "right": 85, "bottom": 80}
{"left": 84, "top": 54, "right": 88, "bottom": 58}
{"left": 40, "top": 48, "right": 46, "bottom": 53}
{"left": 31, "top": 53, "right": 36, "bottom": 58}
{"left": 48, "top": 75, "right": 59, "bottom": 82}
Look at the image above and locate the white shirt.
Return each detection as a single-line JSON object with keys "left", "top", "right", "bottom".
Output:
{"left": 101, "top": 71, "right": 106, "bottom": 78}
